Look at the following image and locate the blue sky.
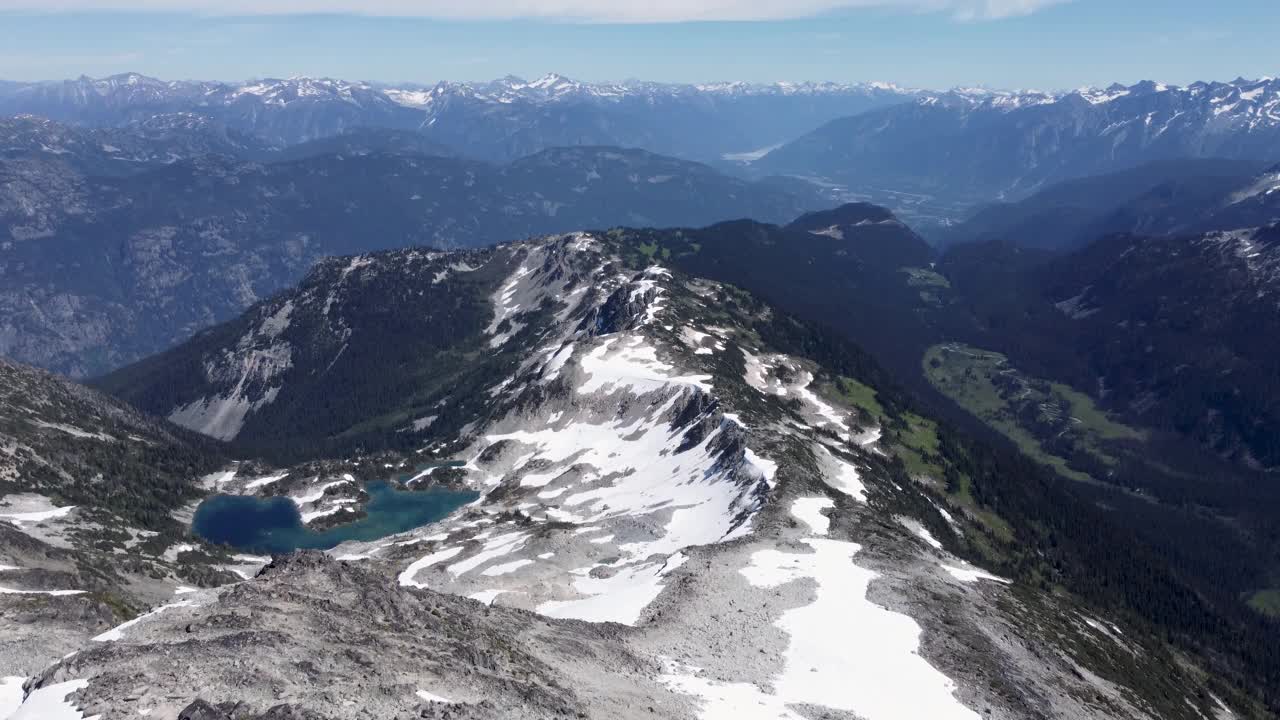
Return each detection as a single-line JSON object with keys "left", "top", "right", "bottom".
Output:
{"left": 0, "top": 0, "right": 1275, "bottom": 89}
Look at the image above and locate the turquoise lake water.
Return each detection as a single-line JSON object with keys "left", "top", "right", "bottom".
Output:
{"left": 192, "top": 476, "right": 477, "bottom": 554}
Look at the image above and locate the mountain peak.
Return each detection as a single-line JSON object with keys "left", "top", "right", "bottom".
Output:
{"left": 530, "top": 72, "right": 573, "bottom": 88}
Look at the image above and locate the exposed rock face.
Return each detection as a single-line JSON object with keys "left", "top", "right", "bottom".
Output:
{"left": 31, "top": 553, "right": 672, "bottom": 720}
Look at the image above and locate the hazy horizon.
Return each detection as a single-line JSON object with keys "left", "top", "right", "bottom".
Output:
{"left": 4, "top": 68, "right": 1279, "bottom": 96}
{"left": 0, "top": 1, "right": 1275, "bottom": 89}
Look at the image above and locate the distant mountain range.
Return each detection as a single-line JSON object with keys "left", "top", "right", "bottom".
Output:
{"left": 0, "top": 74, "right": 423, "bottom": 150}
{"left": 7, "top": 72, "right": 1280, "bottom": 228}
{"left": 0, "top": 72, "right": 921, "bottom": 162}
{"left": 755, "top": 77, "right": 1280, "bottom": 220}
{"left": 0, "top": 117, "right": 821, "bottom": 377}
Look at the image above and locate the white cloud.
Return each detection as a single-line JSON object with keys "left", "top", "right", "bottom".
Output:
{"left": 0, "top": 0, "right": 1071, "bottom": 22}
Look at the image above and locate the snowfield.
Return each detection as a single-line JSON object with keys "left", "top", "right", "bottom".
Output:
{"left": 790, "top": 497, "right": 834, "bottom": 535}
{"left": 6, "top": 678, "right": 99, "bottom": 720}
{"left": 93, "top": 600, "right": 198, "bottom": 642}
{"left": 736, "top": 538, "right": 979, "bottom": 720}
{"left": 663, "top": 497, "right": 984, "bottom": 720}
{"left": 942, "top": 564, "right": 1012, "bottom": 585}
{"left": 0, "top": 495, "right": 76, "bottom": 525}
{"left": 0, "top": 677, "right": 23, "bottom": 718}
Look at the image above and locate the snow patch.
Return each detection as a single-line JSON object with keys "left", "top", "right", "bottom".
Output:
{"left": 662, "top": 666, "right": 804, "bottom": 720}
{"left": 578, "top": 335, "right": 712, "bottom": 395}
{"left": 941, "top": 564, "right": 1010, "bottom": 585}
{"left": 290, "top": 478, "right": 351, "bottom": 506}
{"left": 447, "top": 531, "right": 528, "bottom": 576}
{"left": 481, "top": 558, "right": 535, "bottom": 576}
{"left": 7, "top": 678, "right": 99, "bottom": 720}
{"left": 415, "top": 689, "right": 454, "bottom": 704}
{"left": 743, "top": 448, "right": 778, "bottom": 488}
{"left": 910, "top": 523, "right": 944, "bottom": 550}
{"left": 0, "top": 676, "right": 24, "bottom": 719}
{"left": 815, "top": 445, "right": 866, "bottom": 503}
{"left": 0, "top": 495, "right": 75, "bottom": 525}
{"left": 398, "top": 546, "right": 465, "bottom": 588}
{"left": 790, "top": 497, "right": 834, "bottom": 536}
{"left": 0, "top": 586, "right": 84, "bottom": 597}
{"left": 93, "top": 600, "right": 196, "bottom": 642}
{"left": 468, "top": 589, "right": 508, "bottom": 604}
{"left": 30, "top": 421, "right": 115, "bottom": 442}
{"left": 538, "top": 557, "right": 683, "bottom": 624}
{"left": 245, "top": 472, "right": 289, "bottom": 490}
{"left": 733, "top": 539, "right": 980, "bottom": 720}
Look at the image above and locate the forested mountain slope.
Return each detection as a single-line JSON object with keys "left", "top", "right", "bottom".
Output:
{"left": 0, "top": 129, "right": 818, "bottom": 376}
{"left": 0, "top": 357, "right": 231, "bottom": 677}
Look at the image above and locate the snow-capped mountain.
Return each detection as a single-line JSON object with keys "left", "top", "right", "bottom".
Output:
{"left": 0, "top": 74, "right": 422, "bottom": 147}
{"left": 384, "top": 73, "right": 916, "bottom": 108}
{"left": 0, "top": 72, "right": 923, "bottom": 161}
{"left": 757, "top": 77, "right": 1280, "bottom": 207}
{"left": 208, "top": 76, "right": 425, "bottom": 145}
{"left": 380, "top": 73, "right": 925, "bottom": 162}
{"left": 9, "top": 71, "right": 1280, "bottom": 183}
{"left": 47, "top": 230, "right": 1244, "bottom": 719}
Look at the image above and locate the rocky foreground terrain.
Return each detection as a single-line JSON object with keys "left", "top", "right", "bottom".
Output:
{"left": 1, "top": 232, "right": 1262, "bottom": 718}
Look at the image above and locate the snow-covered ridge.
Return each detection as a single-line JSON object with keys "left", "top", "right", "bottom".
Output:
{"left": 380, "top": 74, "right": 922, "bottom": 108}
{"left": 9, "top": 72, "right": 1280, "bottom": 129}
{"left": 926, "top": 77, "right": 1280, "bottom": 126}
{"left": 0, "top": 71, "right": 922, "bottom": 113}
{"left": 377, "top": 234, "right": 775, "bottom": 622}
{"left": 347, "top": 231, "right": 1017, "bottom": 719}
{"left": 228, "top": 76, "right": 387, "bottom": 108}
{"left": 327, "top": 232, "right": 982, "bottom": 653}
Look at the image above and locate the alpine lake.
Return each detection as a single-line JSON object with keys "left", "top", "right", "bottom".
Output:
{"left": 192, "top": 462, "right": 477, "bottom": 555}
